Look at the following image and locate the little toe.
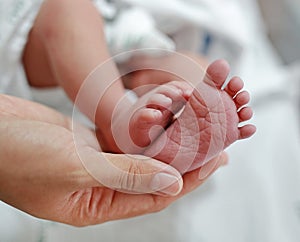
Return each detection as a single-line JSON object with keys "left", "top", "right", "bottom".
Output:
{"left": 238, "top": 107, "right": 253, "bottom": 122}
{"left": 234, "top": 91, "right": 250, "bottom": 109}
{"left": 225, "top": 76, "right": 244, "bottom": 97}
{"left": 205, "top": 59, "right": 230, "bottom": 88}
{"left": 239, "top": 124, "right": 256, "bottom": 139}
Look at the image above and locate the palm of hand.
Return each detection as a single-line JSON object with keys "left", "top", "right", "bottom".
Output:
{"left": 0, "top": 95, "right": 221, "bottom": 226}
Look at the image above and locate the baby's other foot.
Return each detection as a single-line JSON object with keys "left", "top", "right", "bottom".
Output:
{"left": 144, "top": 60, "right": 256, "bottom": 173}
{"left": 111, "top": 81, "right": 193, "bottom": 153}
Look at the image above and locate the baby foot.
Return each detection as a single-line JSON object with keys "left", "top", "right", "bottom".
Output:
{"left": 144, "top": 60, "right": 256, "bottom": 173}
{"left": 111, "top": 81, "right": 192, "bottom": 153}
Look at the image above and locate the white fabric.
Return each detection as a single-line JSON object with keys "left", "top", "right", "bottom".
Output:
{"left": 258, "top": 0, "right": 300, "bottom": 64}
{"left": 116, "top": 0, "right": 247, "bottom": 69}
{"left": 0, "top": 202, "right": 43, "bottom": 242}
{"left": 0, "top": 0, "right": 300, "bottom": 241}
{"left": 94, "top": 0, "right": 245, "bottom": 68}
{"left": 97, "top": 5, "right": 176, "bottom": 62}
{"left": 0, "top": 0, "right": 43, "bottom": 99}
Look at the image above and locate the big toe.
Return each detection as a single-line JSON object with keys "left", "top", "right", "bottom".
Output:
{"left": 205, "top": 59, "right": 230, "bottom": 88}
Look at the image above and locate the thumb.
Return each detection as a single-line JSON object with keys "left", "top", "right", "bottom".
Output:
{"left": 79, "top": 148, "right": 183, "bottom": 196}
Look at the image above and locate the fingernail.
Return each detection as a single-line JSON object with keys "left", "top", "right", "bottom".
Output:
{"left": 151, "top": 173, "right": 182, "bottom": 196}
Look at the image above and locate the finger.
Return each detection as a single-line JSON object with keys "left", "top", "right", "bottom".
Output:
{"left": 0, "top": 94, "right": 101, "bottom": 150}
{"left": 0, "top": 94, "right": 72, "bottom": 130}
{"left": 83, "top": 152, "right": 228, "bottom": 225}
{"left": 72, "top": 153, "right": 227, "bottom": 225}
{"left": 77, "top": 151, "right": 183, "bottom": 196}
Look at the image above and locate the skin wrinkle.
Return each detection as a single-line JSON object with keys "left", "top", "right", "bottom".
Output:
{"left": 2, "top": 97, "right": 18, "bottom": 115}
{"left": 124, "top": 165, "right": 137, "bottom": 191}
{"left": 87, "top": 188, "right": 96, "bottom": 220}
{"left": 105, "top": 192, "right": 134, "bottom": 223}
{"left": 92, "top": 188, "right": 113, "bottom": 223}
{"left": 0, "top": 95, "right": 72, "bottom": 132}
{"left": 192, "top": 87, "right": 228, "bottom": 116}
{"left": 194, "top": 91, "right": 238, "bottom": 148}
{"left": 104, "top": 190, "right": 117, "bottom": 223}
{"left": 74, "top": 190, "right": 90, "bottom": 224}
{"left": 164, "top": 115, "right": 213, "bottom": 161}
{"left": 81, "top": 190, "right": 97, "bottom": 225}
{"left": 167, "top": 125, "right": 182, "bottom": 148}
{"left": 145, "top": 63, "right": 250, "bottom": 173}
{"left": 67, "top": 188, "right": 107, "bottom": 226}
{"left": 191, "top": 96, "right": 210, "bottom": 118}
{"left": 0, "top": 110, "right": 20, "bottom": 119}
{"left": 86, "top": 187, "right": 109, "bottom": 224}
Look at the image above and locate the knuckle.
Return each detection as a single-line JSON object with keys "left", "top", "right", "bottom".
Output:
{"left": 121, "top": 162, "right": 143, "bottom": 191}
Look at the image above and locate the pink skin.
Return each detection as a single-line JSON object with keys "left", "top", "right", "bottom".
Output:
{"left": 129, "top": 81, "right": 193, "bottom": 148}
{"left": 111, "top": 81, "right": 192, "bottom": 154}
{"left": 141, "top": 60, "right": 256, "bottom": 173}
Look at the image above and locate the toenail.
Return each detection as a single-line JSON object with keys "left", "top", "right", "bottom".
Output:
{"left": 184, "top": 89, "right": 193, "bottom": 97}
{"left": 163, "top": 96, "right": 172, "bottom": 105}
{"left": 152, "top": 110, "right": 162, "bottom": 119}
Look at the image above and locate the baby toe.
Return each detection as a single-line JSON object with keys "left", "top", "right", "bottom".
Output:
{"left": 225, "top": 76, "right": 244, "bottom": 97}
{"left": 205, "top": 59, "right": 230, "bottom": 88}
{"left": 234, "top": 91, "right": 250, "bottom": 109}
{"left": 238, "top": 107, "right": 253, "bottom": 122}
{"left": 238, "top": 124, "right": 256, "bottom": 139}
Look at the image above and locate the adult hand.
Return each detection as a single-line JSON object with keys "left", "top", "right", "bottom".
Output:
{"left": 0, "top": 94, "right": 227, "bottom": 226}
